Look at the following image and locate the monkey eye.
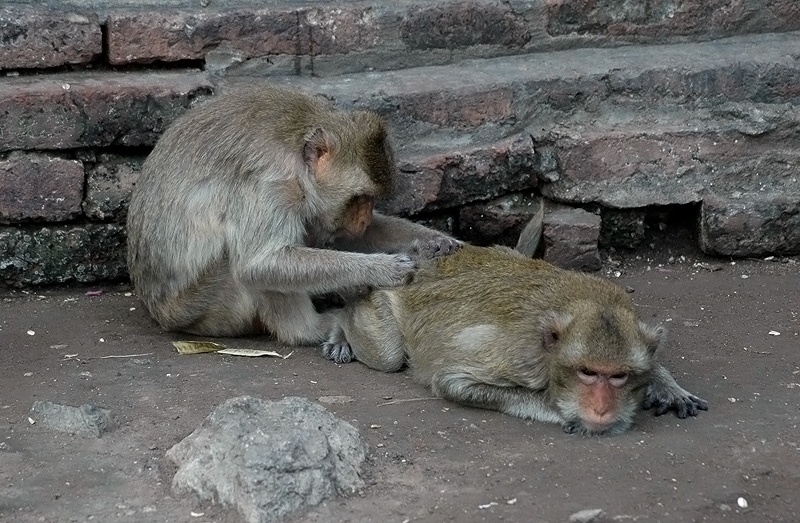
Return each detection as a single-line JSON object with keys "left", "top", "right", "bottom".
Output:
{"left": 576, "top": 368, "right": 598, "bottom": 384}
{"left": 609, "top": 373, "right": 629, "bottom": 387}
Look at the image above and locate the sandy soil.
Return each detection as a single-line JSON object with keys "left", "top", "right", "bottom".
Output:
{"left": 1, "top": 243, "right": 799, "bottom": 523}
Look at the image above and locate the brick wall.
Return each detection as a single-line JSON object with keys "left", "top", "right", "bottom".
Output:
{"left": 2, "top": 0, "right": 800, "bottom": 286}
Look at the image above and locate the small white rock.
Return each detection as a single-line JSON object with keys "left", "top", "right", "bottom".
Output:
{"left": 569, "top": 508, "right": 606, "bottom": 523}
{"left": 737, "top": 497, "right": 748, "bottom": 509}
{"left": 769, "top": 331, "right": 780, "bottom": 336}
{"left": 27, "top": 330, "right": 35, "bottom": 336}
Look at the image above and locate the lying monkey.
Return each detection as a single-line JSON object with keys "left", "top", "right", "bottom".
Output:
{"left": 322, "top": 211, "right": 708, "bottom": 435}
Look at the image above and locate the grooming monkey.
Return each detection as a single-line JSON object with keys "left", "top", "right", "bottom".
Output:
{"left": 126, "top": 85, "right": 460, "bottom": 345}
{"left": 325, "top": 208, "right": 708, "bottom": 435}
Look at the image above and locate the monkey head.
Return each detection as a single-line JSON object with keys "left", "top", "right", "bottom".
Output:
{"left": 544, "top": 307, "right": 664, "bottom": 435}
{"left": 301, "top": 110, "right": 396, "bottom": 238}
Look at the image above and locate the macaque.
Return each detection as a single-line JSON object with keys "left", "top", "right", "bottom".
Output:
{"left": 325, "top": 209, "right": 708, "bottom": 435}
{"left": 126, "top": 85, "right": 459, "bottom": 345}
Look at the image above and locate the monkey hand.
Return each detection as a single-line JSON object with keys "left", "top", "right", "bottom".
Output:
{"left": 371, "top": 253, "right": 417, "bottom": 287}
{"left": 410, "top": 236, "right": 463, "bottom": 260}
{"left": 642, "top": 385, "right": 709, "bottom": 419}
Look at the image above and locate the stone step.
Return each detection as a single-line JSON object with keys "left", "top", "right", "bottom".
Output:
{"left": 233, "top": 31, "right": 800, "bottom": 155}
{"left": 4, "top": 31, "right": 798, "bottom": 155}
{"left": 3, "top": 1, "right": 798, "bottom": 73}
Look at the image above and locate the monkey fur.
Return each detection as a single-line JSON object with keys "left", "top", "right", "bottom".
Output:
{"left": 127, "top": 85, "right": 459, "bottom": 345}
{"left": 326, "top": 209, "right": 708, "bottom": 435}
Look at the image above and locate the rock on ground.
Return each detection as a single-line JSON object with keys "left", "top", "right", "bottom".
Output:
{"left": 29, "top": 400, "right": 116, "bottom": 437}
{"left": 166, "top": 396, "right": 366, "bottom": 523}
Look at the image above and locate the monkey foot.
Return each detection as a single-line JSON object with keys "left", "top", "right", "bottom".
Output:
{"left": 322, "top": 341, "right": 355, "bottom": 364}
{"left": 642, "top": 391, "right": 709, "bottom": 418}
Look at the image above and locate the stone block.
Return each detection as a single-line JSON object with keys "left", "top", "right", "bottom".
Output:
{"left": 699, "top": 192, "right": 800, "bottom": 256}
{"left": 403, "top": 88, "right": 514, "bottom": 129}
{"left": 386, "top": 135, "right": 538, "bottom": 216}
{"left": 0, "top": 8, "right": 101, "bottom": 70}
{"left": 0, "top": 224, "right": 127, "bottom": 287}
{"left": 107, "top": 7, "right": 379, "bottom": 65}
{"left": 0, "top": 71, "right": 213, "bottom": 151}
{"left": 82, "top": 153, "right": 145, "bottom": 222}
{"left": 400, "top": 1, "right": 530, "bottom": 49}
{"left": 545, "top": 0, "right": 800, "bottom": 38}
{"left": 0, "top": 152, "right": 83, "bottom": 224}
{"left": 543, "top": 204, "right": 601, "bottom": 271}
{"left": 540, "top": 117, "right": 800, "bottom": 209}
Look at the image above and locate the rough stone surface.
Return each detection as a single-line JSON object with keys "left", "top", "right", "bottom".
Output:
{"left": 0, "top": 71, "right": 213, "bottom": 151}
{"left": 167, "top": 396, "right": 366, "bottom": 523}
{"left": 82, "top": 153, "right": 144, "bottom": 222}
{"left": 539, "top": 115, "right": 800, "bottom": 210}
{"left": 107, "top": 6, "right": 379, "bottom": 65}
{"left": 0, "top": 224, "right": 127, "bottom": 287}
{"left": 543, "top": 204, "right": 601, "bottom": 271}
{"left": 0, "top": 152, "right": 84, "bottom": 224}
{"left": 459, "top": 192, "right": 540, "bottom": 247}
{"left": 0, "top": 7, "right": 102, "bottom": 70}
{"left": 402, "top": 87, "right": 515, "bottom": 129}
{"left": 30, "top": 401, "right": 116, "bottom": 438}
{"left": 699, "top": 192, "right": 800, "bottom": 256}
{"left": 545, "top": 0, "right": 800, "bottom": 38}
{"left": 386, "top": 135, "right": 538, "bottom": 216}
{"left": 399, "top": 1, "right": 530, "bottom": 50}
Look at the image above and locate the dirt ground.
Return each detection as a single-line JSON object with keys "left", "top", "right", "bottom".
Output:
{"left": 1, "top": 240, "right": 799, "bottom": 523}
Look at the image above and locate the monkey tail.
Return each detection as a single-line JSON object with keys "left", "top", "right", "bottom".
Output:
{"left": 514, "top": 200, "right": 544, "bottom": 257}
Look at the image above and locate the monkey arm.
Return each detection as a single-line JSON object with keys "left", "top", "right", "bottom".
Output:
{"left": 430, "top": 371, "right": 564, "bottom": 425}
{"left": 642, "top": 364, "right": 709, "bottom": 418}
{"left": 333, "top": 212, "right": 461, "bottom": 256}
{"left": 236, "top": 245, "right": 415, "bottom": 295}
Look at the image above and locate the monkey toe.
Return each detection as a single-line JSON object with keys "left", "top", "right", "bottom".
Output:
{"left": 322, "top": 342, "right": 355, "bottom": 364}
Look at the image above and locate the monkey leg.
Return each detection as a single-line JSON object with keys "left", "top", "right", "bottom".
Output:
{"left": 162, "top": 270, "right": 333, "bottom": 344}
{"left": 642, "top": 364, "right": 709, "bottom": 418}
{"left": 430, "top": 372, "right": 564, "bottom": 425}
{"left": 324, "top": 290, "right": 406, "bottom": 372}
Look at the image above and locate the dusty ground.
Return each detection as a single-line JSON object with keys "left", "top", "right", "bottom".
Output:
{"left": 1, "top": 240, "right": 799, "bottom": 523}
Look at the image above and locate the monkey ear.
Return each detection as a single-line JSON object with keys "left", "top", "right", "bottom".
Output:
{"left": 541, "top": 311, "right": 572, "bottom": 352}
{"left": 302, "top": 128, "right": 336, "bottom": 177}
{"left": 640, "top": 322, "right": 667, "bottom": 356}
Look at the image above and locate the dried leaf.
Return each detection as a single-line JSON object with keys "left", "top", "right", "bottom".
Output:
{"left": 217, "top": 348, "right": 292, "bottom": 359}
{"left": 172, "top": 341, "right": 228, "bottom": 355}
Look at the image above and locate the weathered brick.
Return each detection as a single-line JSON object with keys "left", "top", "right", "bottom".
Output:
{"left": 699, "top": 192, "right": 800, "bottom": 256}
{"left": 539, "top": 118, "right": 800, "bottom": 209}
{"left": 107, "top": 7, "right": 379, "bottom": 65}
{"left": 545, "top": 0, "right": 800, "bottom": 38}
{"left": 385, "top": 135, "right": 538, "bottom": 216}
{"left": 400, "top": 1, "right": 530, "bottom": 50}
{"left": 0, "top": 152, "right": 83, "bottom": 224}
{"left": 0, "top": 224, "right": 127, "bottom": 287}
{"left": 403, "top": 88, "right": 514, "bottom": 129}
{"left": 0, "top": 71, "right": 213, "bottom": 151}
{"left": 459, "top": 193, "right": 540, "bottom": 246}
{"left": 82, "top": 153, "right": 145, "bottom": 222}
{"left": 0, "top": 8, "right": 101, "bottom": 70}
{"left": 543, "top": 204, "right": 601, "bottom": 271}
